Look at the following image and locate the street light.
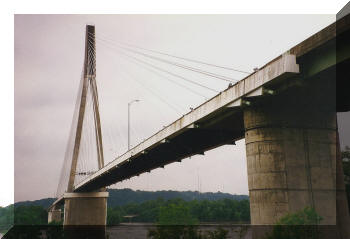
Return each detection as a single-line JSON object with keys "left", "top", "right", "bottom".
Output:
{"left": 128, "top": 99, "right": 140, "bottom": 150}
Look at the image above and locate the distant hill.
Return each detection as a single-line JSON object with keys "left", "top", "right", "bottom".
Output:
{"left": 14, "top": 198, "right": 56, "bottom": 209}
{"left": 14, "top": 189, "right": 248, "bottom": 209}
{"left": 108, "top": 189, "right": 248, "bottom": 206}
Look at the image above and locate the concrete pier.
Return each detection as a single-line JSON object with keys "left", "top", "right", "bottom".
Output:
{"left": 63, "top": 192, "right": 109, "bottom": 226}
{"left": 48, "top": 206, "right": 62, "bottom": 224}
{"left": 243, "top": 89, "right": 338, "bottom": 226}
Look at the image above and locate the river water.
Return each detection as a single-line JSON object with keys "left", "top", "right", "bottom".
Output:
{"left": 107, "top": 223, "right": 251, "bottom": 239}
{"left": 0, "top": 224, "right": 252, "bottom": 239}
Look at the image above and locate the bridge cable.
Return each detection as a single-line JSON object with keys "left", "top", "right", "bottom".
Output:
{"left": 109, "top": 48, "right": 208, "bottom": 99}
{"left": 93, "top": 35, "right": 239, "bottom": 84}
{"left": 116, "top": 60, "right": 185, "bottom": 114}
{"left": 96, "top": 38, "right": 220, "bottom": 93}
{"left": 88, "top": 32, "right": 251, "bottom": 74}
{"left": 96, "top": 40, "right": 190, "bottom": 115}
{"left": 95, "top": 39, "right": 219, "bottom": 93}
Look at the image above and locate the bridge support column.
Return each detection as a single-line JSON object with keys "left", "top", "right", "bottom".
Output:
{"left": 63, "top": 192, "right": 109, "bottom": 226}
{"left": 48, "top": 205, "right": 62, "bottom": 224}
{"left": 243, "top": 89, "right": 348, "bottom": 237}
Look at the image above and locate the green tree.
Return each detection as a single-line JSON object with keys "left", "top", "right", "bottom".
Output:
{"left": 158, "top": 202, "right": 198, "bottom": 226}
{"left": 265, "top": 206, "right": 323, "bottom": 239}
{"left": 0, "top": 205, "right": 14, "bottom": 233}
{"left": 14, "top": 205, "right": 47, "bottom": 225}
{"left": 107, "top": 207, "right": 121, "bottom": 225}
{"left": 276, "top": 207, "right": 322, "bottom": 226}
{"left": 148, "top": 201, "right": 199, "bottom": 239}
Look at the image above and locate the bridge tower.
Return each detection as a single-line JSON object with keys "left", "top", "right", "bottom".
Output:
{"left": 48, "top": 25, "right": 108, "bottom": 227}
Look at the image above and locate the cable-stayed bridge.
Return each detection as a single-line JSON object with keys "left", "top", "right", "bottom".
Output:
{"left": 48, "top": 15, "right": 350, "bottom": 238}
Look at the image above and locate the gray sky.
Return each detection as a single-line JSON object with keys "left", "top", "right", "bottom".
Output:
{"left": 15, "top": 14, "right": 348, "bottom": 203}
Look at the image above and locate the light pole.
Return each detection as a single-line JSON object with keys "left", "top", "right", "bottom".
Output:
{"left": 128, "top": 99, "right": 140, "bottom": 150}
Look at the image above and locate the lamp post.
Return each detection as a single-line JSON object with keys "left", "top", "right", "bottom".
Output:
{"left": 128, "top": 99, "right": 140, "bottom": 150}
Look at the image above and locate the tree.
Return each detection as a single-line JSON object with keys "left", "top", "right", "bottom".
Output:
{"left": 107, "top": 207, "right": 121, "bottom": 225}
{"left": 0, "top": 205, "right": 14, "bottom": 234}
{"left": 265, "top": 207, "right": 323, "bottom": 239}
{"left": 158, "top": 202, "right": 198, "bottom": 226}
{"left": 14, "top": 205, "right": 47, "bottom": 225}
{"left": 148, "top": 201, "right": 199, "bottom": 239}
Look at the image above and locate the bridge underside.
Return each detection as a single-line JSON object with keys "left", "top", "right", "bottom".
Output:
{"left": 78, "top": 115, "right": 244, "bottom": 192}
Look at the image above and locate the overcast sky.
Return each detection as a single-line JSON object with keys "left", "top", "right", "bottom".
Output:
{"left": 14, "top": 14, "right": 349, "bottom": 203}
